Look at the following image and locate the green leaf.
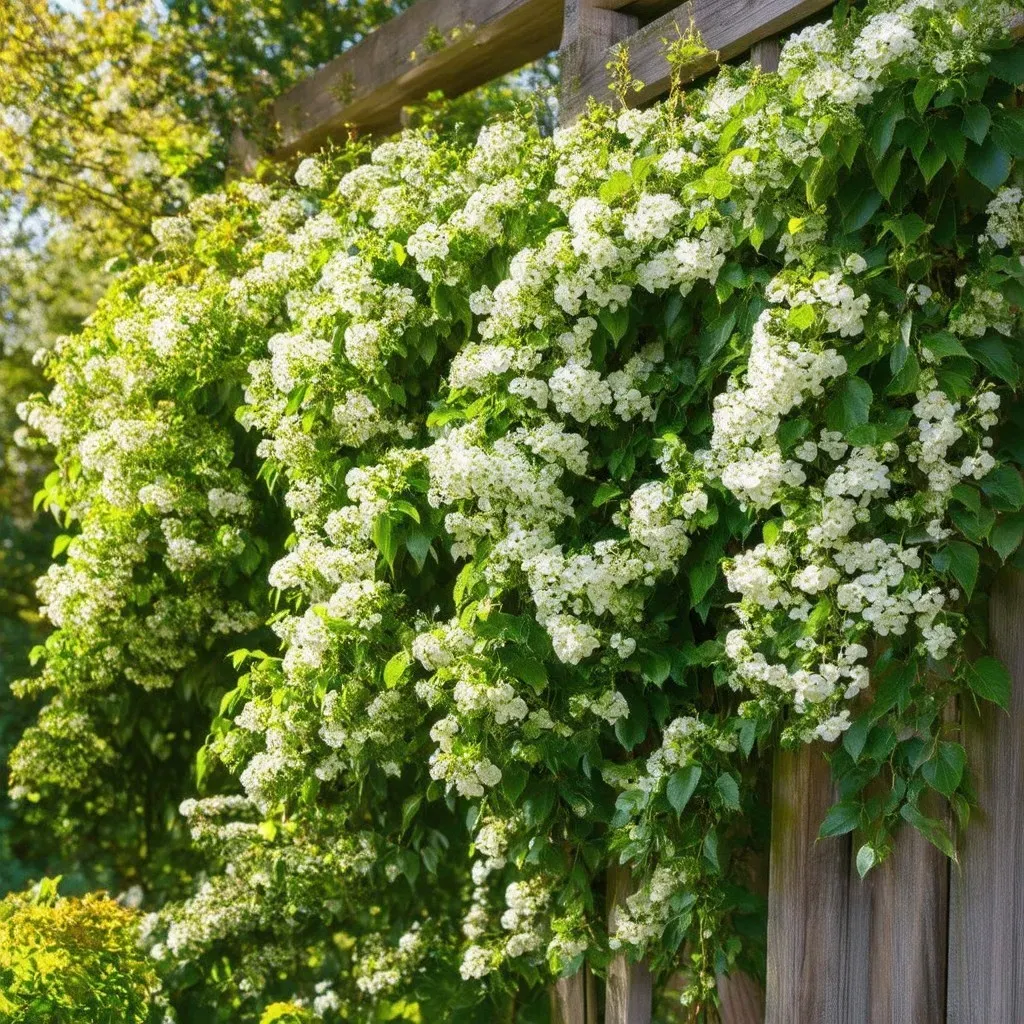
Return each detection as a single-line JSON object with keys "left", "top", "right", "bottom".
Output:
{"left": 715, "top": 772, "right": 741, "bottom": 811}
{"left": 697, "top": 311, "right": 737, "bottom": 364}
{"left": 400, "top": 793, "right": 422, "bottom": 831}
{"left": 614, "top": 700, "right": 648, "bottom": 752}
{"left": 372, "top": 515, "right": 398, "bottom": 571}
{"left": 842, "top": 716, "right": 872, "bottom": 762}
{"left": 915, "top": 144, "right": 946, "bottom": 184}
{"left": 991, "top": 514, "right": 1024, "bottom": 562}
{"left": 870, "top": 96, "right": 904, "bottom": 158}
{"left": 405, "top": 531, "right": 433, "bottom": 571}
{"left": 501, "top": 763, "right": 528, "bottom": 802}
{"left": 922, "top": 331, "right": 969, "bottom": 361}
{"left": 501, "top": 655, "right": 545, "bottom": 694}
{"left": 841, "top": 189, "right": 883, "bottom": 232}
{"left": 788, "top": 304, "right": 816, "bottom": 330}
{"left": 872, "top": 147, "right": 904, "bottom": 199}
{"left": 961, "top": 103, "right": 992, "bottom": 145}
{"left": 51, "top": 534, "right": 72, "bottom": 557}
{"left": 391, "top": 240, "right": 407, "bottom": 265}
{"left": 856, "top": 843, "right": 878, "bottom": 878}
{"left": 592, "top": 482, "right": 623, "bottom": 507}
{"left": 988, "top": 46, "right": 1024, "bottom": 85}
{"left": 900, "top": 804, "right": 956, "bottom": 860}
{"left": 383, "top": 650, "right": 411, "bottom": 688}
{"left": 887, "top": 349, "right": 920, "bottom": 396}
{"left": 640, "top": 651, "right": 672, "bottom": 687}
{"left": 885, "top": 213, "right": 929, "bottom": 247}
{"left": 805, "top": 156, "right": 837, "bottom": 208}
{"left": 980, "top": 466, "right": 1024, "bottom": 510}
{"left": 930, "top": 118, "right": 966, "bottom": 166}
{"left": 666, "top": 765, "right": 702, "bottom": 816}
{"left": 966, "top": 138, "right": 1012, "bottom": 191}
{"left": 599, "top": 305, "right": 630, "bottom": 344}
{"left": 964, "top": 656, "right": 1011, "bottom": 711}
{"left": 598, "top": 170, "right": 633, "bottom": 203}
{"left": 913, "top": 76, "right": 938, "bottom": 114}
{"left": 819, "top": 800, "right": 860, "bottom": 838}
{"left": 689, "top": 559, "right": 719, "bottom": 605}
{"left": 992, "top": 109, "right": 1024, "bottom": 158}
{"left": 826, "top": 376, "right": 873, "bottom": 433}
{"left": 921, "top": 741, "right": 966, "bottom": 797}
{"left": 940, "top": 540, "right": 979, "bottom": 597}
{"left": 972, "top": 337, "right": 1018, "bottom": 385}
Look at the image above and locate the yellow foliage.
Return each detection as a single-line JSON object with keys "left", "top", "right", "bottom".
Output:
{"left": 0, "top": 880, "right": 160, "bottom": 1023}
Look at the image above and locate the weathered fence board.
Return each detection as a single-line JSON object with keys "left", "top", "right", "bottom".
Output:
{"left": 947, "top": 570, "right": 1024, "bottom": 1023}
{"left": 551, "top": 967, "right": 598, "bottom": 1024}
{"left": 766, "top": 743, "right": 851, "bottom": 1024}
{"left": 606, "top": 862, "right": 654, "bottom": 1024}
{"left": 844, "top": 819, "right": 949, "bottom": 1023}
{"left": 717, "top": 969, "right": 766, "bottom": 1024}
{"left": 271, "top": 0, "right": 563, "bottom": 157}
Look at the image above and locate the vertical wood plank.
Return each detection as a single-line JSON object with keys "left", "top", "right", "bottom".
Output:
{"left": 765, "top": 743, "right": 850, "bottom": 1024}
{"left": 844, "top": 819, "right": 949, "bottom": 1023}
{"left": 559, "top": 0, "right": 639, "bottom": 123}
{"left": 750, "top": 37, "right": 781, "bottom": 72}
{"left": 551, "top": 966, "right": 598, "bottom": 1024}
{"left": 607, "top": 861, "right": 654, "bottom": 1024}
{"left": 717, "top": 970, "right": 765, "bottom": 1024}
{"left": 948, "top": 569, "right": 1024, "bottom": 1022}
{"left": 551, "top": 971, "right": 586, "bottom": 1024}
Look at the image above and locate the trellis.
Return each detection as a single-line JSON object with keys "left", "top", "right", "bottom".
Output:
{"left": 237, "top": 2, "right": 1024, "bottom": 1021}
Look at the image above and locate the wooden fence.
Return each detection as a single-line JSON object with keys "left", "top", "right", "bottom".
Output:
{"left": 247, "top": 2, "right": 1024, "bottom": 1021}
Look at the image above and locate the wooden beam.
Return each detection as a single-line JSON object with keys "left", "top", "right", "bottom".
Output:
{"left": 271, "top": 0, "right": 563, "bottom": 158}
{"left": 947, "top": 570, "right": 1024, "bottom": 1022}
{"left": 571, "top": 0, "right": 833, "bottom": 110}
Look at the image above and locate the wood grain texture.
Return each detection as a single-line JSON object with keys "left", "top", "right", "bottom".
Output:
{"left": 552, "top": 972, "right": 585, "bottom": 1024}
{"left": 717, "top": 970, "right": 766, "bottom": 1024}
{"left": 765, "top": 743, "right": 850, "bottom": 1024}
{"left": 551, "top": 965, "right": 598, "bottom": 1024}
{"left": 559, "top": 0, "right": 640, "bottom": 122}
{"left": 571, "top": 0, "right": 832, "bottom": 110}
{"left": 947, "top": 569, "right": 1024, "bottom": 1023}
{"left": 844, "top": 818, "right": 949, "bottom": 1024}
{"left": 272, "top": 0, "right": 562, "bottom": 156}
{"left": 749, "top": 37, "right": 781, "bottom": 73}
{"left": 606, "top": 861, "right": 654, "bottom": 1024}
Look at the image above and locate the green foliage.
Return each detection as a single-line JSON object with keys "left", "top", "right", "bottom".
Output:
{"left": 0, "top": 879, "right": 161, "bottom": 1022}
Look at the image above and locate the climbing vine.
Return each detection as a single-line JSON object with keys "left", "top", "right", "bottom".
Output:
{"left": 13, "top": 0, "right": 1024, "bottom": 1018}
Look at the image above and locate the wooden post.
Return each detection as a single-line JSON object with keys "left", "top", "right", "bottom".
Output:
{"left": 947, "top": 569, "right": 1024, "bottom": 1022}
{"left": 559, "top": 0, "right": 640, "bottom": 123}
{"left": 606, "top": 861, "right": 654, "bottom": 1024}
